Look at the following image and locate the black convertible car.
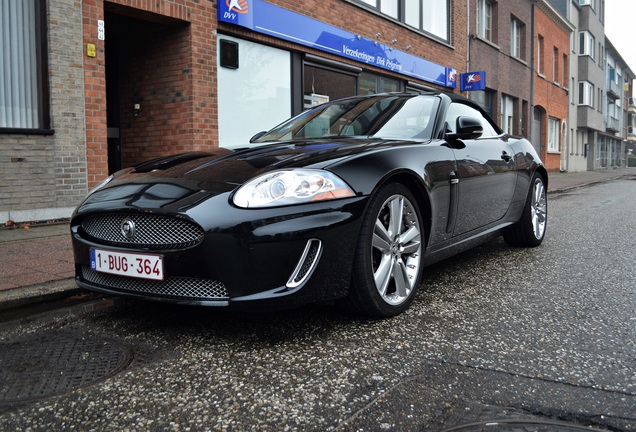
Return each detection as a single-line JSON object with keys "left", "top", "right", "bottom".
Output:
{"left": 71, "top": 92, "right": 547, "bottom": 317}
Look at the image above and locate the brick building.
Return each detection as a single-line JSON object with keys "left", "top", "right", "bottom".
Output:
{"left": 533, "top": 0, "right": 573, "bottom": 172}
{"left": 466, "top": 0, "right": 533, "bottom": 140}
{"left": 1, "top": 0, "right": 467, "bottom": 224}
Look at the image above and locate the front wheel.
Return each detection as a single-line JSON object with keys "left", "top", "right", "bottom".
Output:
{"left": 503, "top": 172, "right": 547, "bottom": 247}
{"left": 347, "top": 183, "right": 425, "bottom": 317}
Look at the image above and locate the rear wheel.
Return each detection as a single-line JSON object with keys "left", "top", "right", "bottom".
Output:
{"left": 347, "top": 183, "right": 425, "bottom": 317}
{"left": 503, "top": 172, "right": 547, "bottom": 247}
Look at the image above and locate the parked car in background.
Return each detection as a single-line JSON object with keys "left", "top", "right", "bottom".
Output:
{"left": 71, "top": 92, "right": 547, "bottom": 317}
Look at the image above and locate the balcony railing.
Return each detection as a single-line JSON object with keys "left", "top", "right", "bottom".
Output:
{"left": 607, "top": 79, "right": 621, "bottom": 99}
{"left": 606, "top": 116, "right": 620, "bottom": 133}
{"left": 629, "top": 97, "right": 636, "bottom": 114}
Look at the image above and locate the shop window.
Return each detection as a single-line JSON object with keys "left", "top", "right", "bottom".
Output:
{"left": 303, "top": 65, "right": 357, "bottom": 109}
{"left": 0, "top": 0, "right": 49, "bottom": 130}
{"left": 217, "top": 35, "right": 292, "bottom": 147}
{"left": 358, "top": 72, "right": 399, "bottom": 95}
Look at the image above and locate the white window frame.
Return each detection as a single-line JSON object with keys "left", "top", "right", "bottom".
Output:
{"left": 511, "top": 19, "right": 521, "bottom": 59}
{"left": 477, "top": 0, "right": 493, "bottom": 42}
{"left": 579, "top": 31, "right": 595, "bottom": 59}
{"left": 548, "top": 117, "right": 560, "bottom": 152}
{"left": 578, "top": 81, "right": 594, "bottom": 107}
{"left": 360, "top": 0, "right": 449, "bottom": 41}
{"left": 537, "top": 35, "right": 544, "bottom": 75}
{"left": 579, "top": 0, "right": 596, "bottom": 10}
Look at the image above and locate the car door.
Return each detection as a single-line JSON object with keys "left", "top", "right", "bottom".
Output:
{"left": 444, "top": 102, "right": 518, "bottom": 236}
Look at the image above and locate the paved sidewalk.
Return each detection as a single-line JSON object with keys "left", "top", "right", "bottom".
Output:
{"left": 1, "top": 167, "right": 634, "bottom": 309}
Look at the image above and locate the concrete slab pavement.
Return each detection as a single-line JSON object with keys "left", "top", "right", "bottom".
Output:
{"left": 0, "top": 167, "right": 634, "bottom": 309}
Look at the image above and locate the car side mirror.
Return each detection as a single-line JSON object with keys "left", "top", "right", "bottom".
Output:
{"left": 446, "top": 116, "right": 483, "bottom": 141}
{"left": 250, "top": 131, "right": 267, "bottom": 143}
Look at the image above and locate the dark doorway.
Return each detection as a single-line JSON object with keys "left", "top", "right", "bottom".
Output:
{"left": 105, "top": 27, "right": 122, "bottom": 174}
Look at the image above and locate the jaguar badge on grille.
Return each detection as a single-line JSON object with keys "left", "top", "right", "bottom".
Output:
{"left": 120, "top": 218, "right": 136, "bottom": 240}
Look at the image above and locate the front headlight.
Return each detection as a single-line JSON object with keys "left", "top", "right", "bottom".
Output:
{"left": 233, "top": 169, "right": 355, "bottom": 208}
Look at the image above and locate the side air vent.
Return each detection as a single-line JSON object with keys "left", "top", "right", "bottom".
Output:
{"left": 286, "top": 239, "right": 322, "bottom": 289}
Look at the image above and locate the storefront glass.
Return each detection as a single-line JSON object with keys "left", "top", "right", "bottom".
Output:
{"left": 218, "top": 35, "right": 292, "bottom": 147}
{"left": 303, "top": 65, "right": 357, "bottom": 108}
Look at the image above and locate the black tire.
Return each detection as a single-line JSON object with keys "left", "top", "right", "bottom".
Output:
{"left": 503, "top": 172, "right": 547, "bottom": 247}
{"left": 347, "top": 183, "right": 425, "bottom": 317}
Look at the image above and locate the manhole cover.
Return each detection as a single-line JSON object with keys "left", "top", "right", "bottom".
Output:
{"left": 0, "top": 328, "right": 133, "bottom": 404}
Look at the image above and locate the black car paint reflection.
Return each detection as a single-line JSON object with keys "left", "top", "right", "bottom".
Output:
{"left": 71, "top": 92, "right": 547, "bottom": 317}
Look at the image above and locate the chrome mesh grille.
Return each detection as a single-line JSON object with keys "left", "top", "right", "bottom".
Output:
{"left": 81, "top": 214, "right": 204, "bottom": 249}
{"left": 81, "top": 266, "right": 229, "bottom": 301}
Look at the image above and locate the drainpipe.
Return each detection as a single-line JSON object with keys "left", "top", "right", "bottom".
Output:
{"left": 466, "top": 0, "right": 471, "bottom": 95}
{"left": 530, "top": 0, "right": 536, "bottom": 145}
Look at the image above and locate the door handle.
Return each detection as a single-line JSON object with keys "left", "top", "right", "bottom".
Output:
{"left": 501, "top": 151, "right": 513, "bottom": 162}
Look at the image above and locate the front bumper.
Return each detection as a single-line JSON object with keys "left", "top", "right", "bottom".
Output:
{"left": 72, "top": 194, "right": 368, "bottom": 310}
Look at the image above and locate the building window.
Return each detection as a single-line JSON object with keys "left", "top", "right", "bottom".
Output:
{"left": 0, "top": 0, "right": 49, "bottom": 130}
{"left": 579, "top": 31, "right": 595, "bottom": 59}
{"left": 562, "top": 54, "right": 568, "bottom": 87}
{"left": 553, "top": 48, "right": 559, "bottom": 83}
{"left": 511, "top": 18, "right": 523, "bottom": 59}
{"left": 501, "top": 95, "right": 515, "bottom": 135}
{"left": 477, "top": 0, "right": 493, "bottom": 42}
{"left": 578, "top": 0, "right": 596, "bottom": 10}
{"left": 578, "top": 81, "right": 594, "bottom": 107}
{"left": 537, "top": 35, "right": 544, "bottom": 75}
{"left": 468, "top": 90, "right": 494, "bottom": 117}
{"left": 359, "top": 72, "right": 400, "bottom": 95}
{"left": 359, "top": 0, "right": 449, "bottom": 41}
{"left": 548, "top": 117, "right": 560, "bottom": 152}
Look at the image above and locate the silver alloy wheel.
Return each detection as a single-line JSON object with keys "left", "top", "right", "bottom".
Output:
{"left": 531, "top": 177, "right": 547, "bottom": 240}
{"left": 371, "top": 194, "right": 422, "bottom": 306}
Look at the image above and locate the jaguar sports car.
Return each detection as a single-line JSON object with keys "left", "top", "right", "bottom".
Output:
{"left": 71, "top": 92, "right": 547, "bottom": 317}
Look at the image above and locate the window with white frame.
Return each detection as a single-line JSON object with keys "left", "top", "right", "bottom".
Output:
{"left": 579, "top": 31, "right": 595, "bottom": 59}
{"left": 477, "top": 0, "right": 493, "bottom": 42}
{"left": 359, "top": 0, "right": 449, "bottom": 41}
{"left": 0, "top": 0, "right": 48, "bottom": 130}
{"left": 578, "top": 81, "right": 594, "bottom": 107}
{"left": 579, "top": 0, "right": 596, "bottom": 9}
{"left": 537, "top": 35, "right": 544, "bottom": 75}
{"left": 511, "top": 18, "right": 522, "bottom": 59}
{"left": 548, "top": 117, "right": 560, "bottom": 152}
{"left": 553, "top": 48, "right": 559, "bottom": 83}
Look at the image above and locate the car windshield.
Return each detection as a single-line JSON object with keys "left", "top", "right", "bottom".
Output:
{"left": 252, "top": 95, "right": 440, "bottom": 143}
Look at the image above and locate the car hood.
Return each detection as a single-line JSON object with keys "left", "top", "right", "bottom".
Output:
{"left": 75, "top": 137, "right": 424, "bottom": 214}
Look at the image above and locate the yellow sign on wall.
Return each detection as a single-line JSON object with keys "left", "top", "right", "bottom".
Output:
{"left": 87, "top": 44, "right": 96, "bottom": 58}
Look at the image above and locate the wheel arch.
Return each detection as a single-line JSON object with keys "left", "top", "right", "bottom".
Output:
{"left": 535, "top": 165, "right": 548, "bottom": 189}
{"left": 370, "top": 170, "right": 432, "bottom": 247}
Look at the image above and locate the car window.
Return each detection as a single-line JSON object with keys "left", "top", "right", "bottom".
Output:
{"left": 444, "top": 102, "right": 497, "bottom": 137}
{"left": 372, "top": 97, "right": 438, "bottom": 139}
{"left": 253, "top": 95, "right": 440, "bottom": 143}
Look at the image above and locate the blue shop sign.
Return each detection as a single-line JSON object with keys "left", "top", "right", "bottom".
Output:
{"left": 460, "top": 71, "right": 486, "bottom": 91}
{"left": 218, "top": 0, "right": 457, "bottom": 89}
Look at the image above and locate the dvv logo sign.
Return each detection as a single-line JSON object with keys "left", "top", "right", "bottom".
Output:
{"left": 224, "top": 0, "right": 249, "bottom": 19}
{"left": 460, "top": 71, "right": 486, "bottom": 91}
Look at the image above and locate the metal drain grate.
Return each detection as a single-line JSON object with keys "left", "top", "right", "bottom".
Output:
{"left": 0, "top": 328, "right": 133, "bottom": 404}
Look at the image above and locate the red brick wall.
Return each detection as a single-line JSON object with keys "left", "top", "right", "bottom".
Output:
{"left": 84, "top": 0, "right": 468, "bottom": 185}
{"left": 83, "top": 0, "right": 109, "bottom": 188}
{"left": 534, "top": 5, "right": 570, "bottom": 172}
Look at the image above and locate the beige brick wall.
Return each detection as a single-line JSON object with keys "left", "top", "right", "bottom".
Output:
{"left": 0, "top": 0, "right": 87, "bottom": 223}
